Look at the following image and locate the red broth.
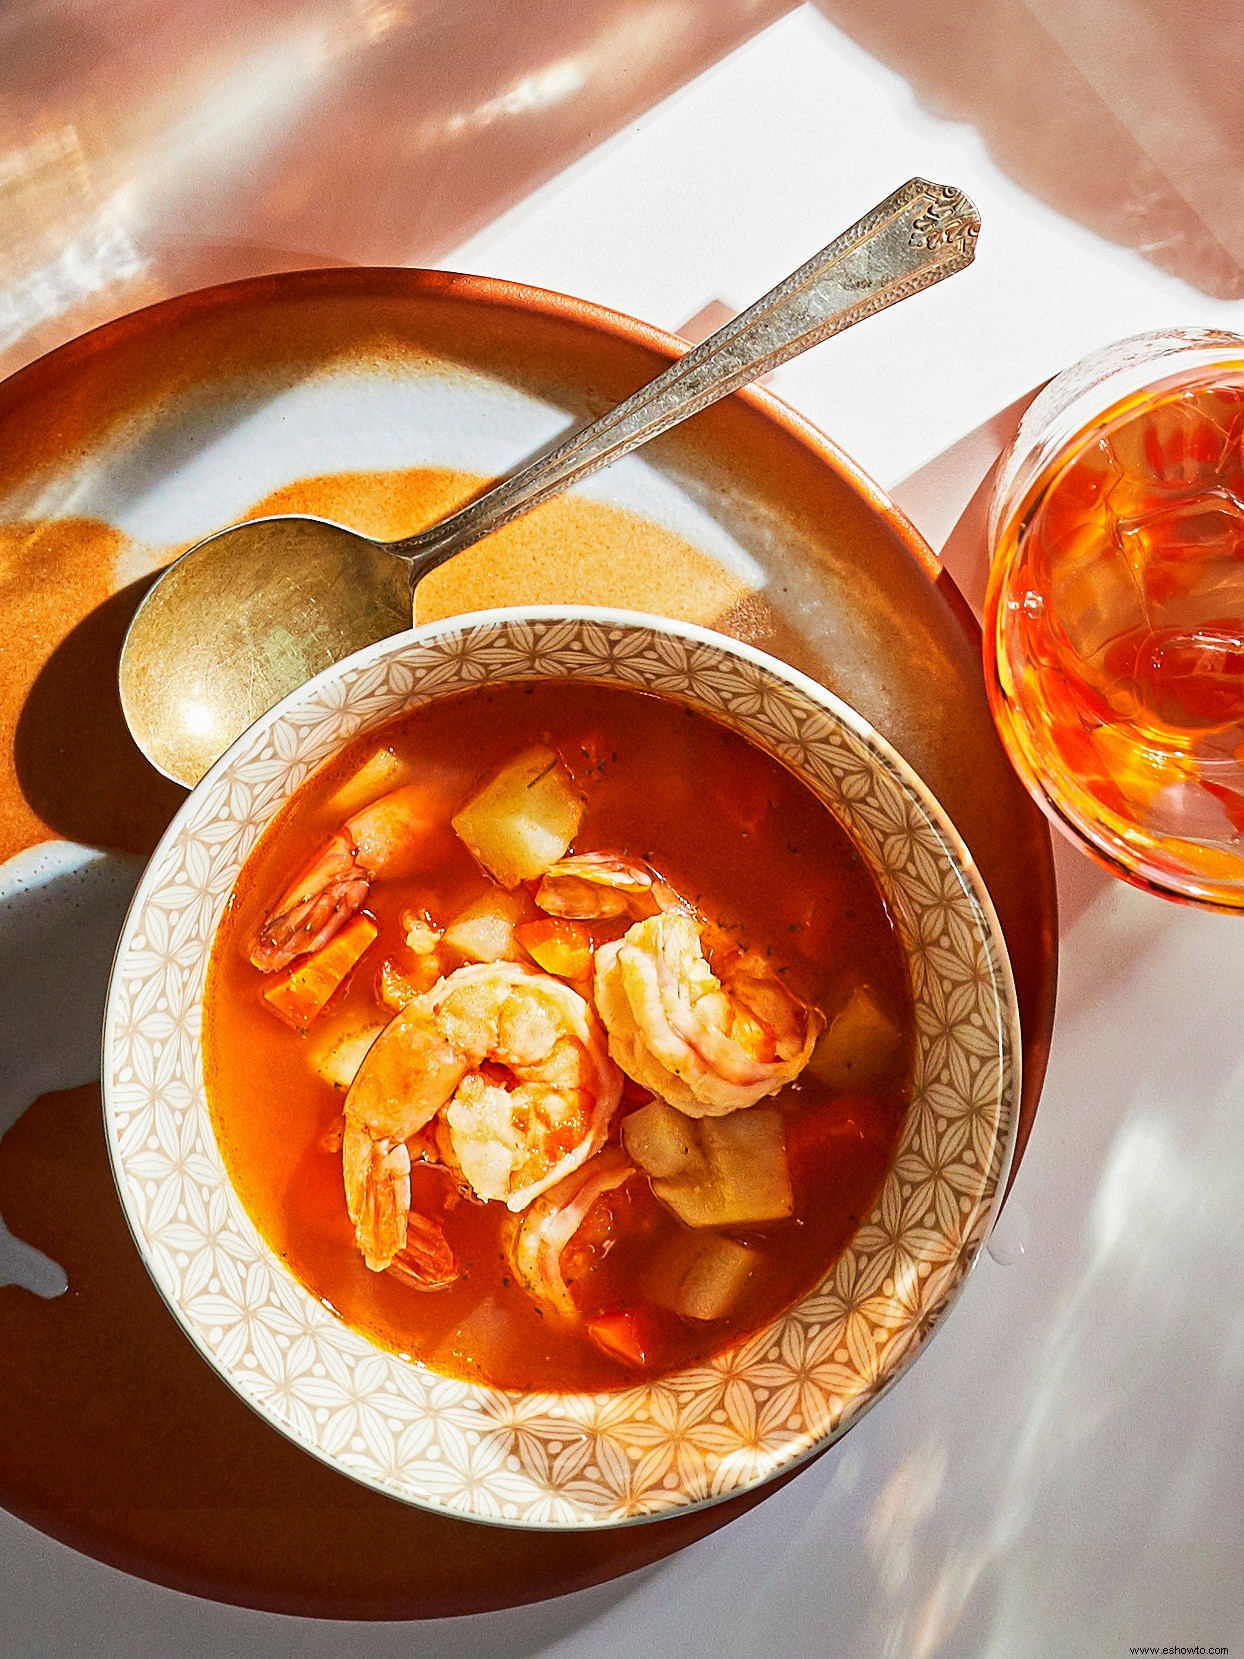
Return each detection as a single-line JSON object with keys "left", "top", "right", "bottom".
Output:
{"left": 203, "top": 680, "right": 913, "bottom": 1392}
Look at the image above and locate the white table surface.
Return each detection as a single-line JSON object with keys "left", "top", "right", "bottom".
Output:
{"left": 3, "top": 8, "right": 1243, "bottom": 1656}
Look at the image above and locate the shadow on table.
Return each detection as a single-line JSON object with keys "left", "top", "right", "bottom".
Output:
{"left": 647, "top": 871, "right": 1241, "bottom": 1659}
{"left": 876, "top": 889, "right": 1244, "bottom": 1653}
{"left": 811, "top": 0, "right": 1244, "bottom": 301}
{"left": 14, "top": 573, "right": 186, "bottom": 857}
{"left": 0, "top": 0, "right": 794, "bottom": 381}
{"left": 0, "top": 848, "right": 143, "bottom": 1297}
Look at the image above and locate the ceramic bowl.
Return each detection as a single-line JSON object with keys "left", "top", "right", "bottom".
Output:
{"left": 102, "top": 606, "right": 1020, "bottom": 1529}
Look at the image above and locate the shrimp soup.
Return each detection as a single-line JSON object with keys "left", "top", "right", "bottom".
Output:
{"left": 204, "top": 681, "right": 914, "bottom": 1392}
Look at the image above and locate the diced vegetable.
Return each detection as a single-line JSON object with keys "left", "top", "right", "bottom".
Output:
{"left": 451, "top": 744, "right": 584, "bottom": 887}
{"left": 623, "top": 1099, "right": 705, "bottom": 1180}
{"left": 401, "top": 909, "right": 442, "bottom": 954}
{"left": 645, "top": 1226, "right": 757, "bottom": 1320}
{"left": 650, "top": 1107, "right": 793, "bottom": 1228}
{"left": 674, "top": 1235, "right": 758, "bottom": 1321}
{"left": 308, "top": 1019, "right": 388, "bottom": 1089}
{"left": 262, "top": 915, "right": 378, "bottom": 1030}
{"left": 785, "top": 1094, "right": 888, "bottom": 1168}
{"left": 442, "top": 888, "right": 531, "bottom": 964}
{"left": 514, "top": 917, "right": 593, "bottom": 980}
{"left": 375, "top": 952, "right": 443, "bottom": 1012}
{"left": 627, "top": 1101, "right": 793, "bottom": 1228}
{"left": 805, "top": 985, "right": 903, "bottom": 1091}
{"left": 322, "top": 745, "right": 405, "bottom": 821}
{"left": 587, "top": 1307, "right": 664, "bottom": 1370}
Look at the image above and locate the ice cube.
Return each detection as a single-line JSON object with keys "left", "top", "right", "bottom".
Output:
{"left": 1106, "top": 383, "right": 1244, "bottom": 493}
{"left": 1133, "top": 624, "right": 1244, "bottom": 734}
{"left": 1041, "top": 521, "right": 1147, "bottom": 666}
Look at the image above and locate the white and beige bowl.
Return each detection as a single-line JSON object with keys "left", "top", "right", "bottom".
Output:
{"left": 102, "top": 608, "right": 1020, "bottom": 1529}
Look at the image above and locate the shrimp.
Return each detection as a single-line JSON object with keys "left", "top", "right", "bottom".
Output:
{"left": 433, "top": 964, "right": 622, "bottom": 1210}
{"left": 593, "top": 911, "right": 823, "bottom": 1116}
{"left": 535, "top": 852, "right": 690, "bottom": 922}
{"left": 342, "top": 961, "right": 623, "bottom": 1270}
{"left": 250, "top": 785, "right": 436, "bottom": 972}
{"left": 342, "top": 1000, "right": 474, "bottom": 1270}
{"left": 509, "top": 1148, "right": 634, "bottom": 1316}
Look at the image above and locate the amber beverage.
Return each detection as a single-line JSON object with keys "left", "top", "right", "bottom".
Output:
{"left": 985, "top": 330, "right": 1244, "bottom": 909}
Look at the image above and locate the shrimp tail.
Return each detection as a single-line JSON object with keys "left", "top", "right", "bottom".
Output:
{"left": 343, "top": 1117, "right": 411, "bottom": 1271}
{"left": 389, "top": 1211, "right": 460, "bottom": 1290}
{"left": 509, "top": 1148, "right": 633, "bottom": 1315}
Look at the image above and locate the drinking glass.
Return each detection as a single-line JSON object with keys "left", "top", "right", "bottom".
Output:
{"left": 984, "top": 328, "right": 1244, "bottom": 910}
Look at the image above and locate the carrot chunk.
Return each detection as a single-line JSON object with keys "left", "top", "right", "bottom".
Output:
{"left": 587, "top": 1308, "right": 665, "bottom": 1370}
{"left": 514, "top": 917, "right": 593, "bottom": 980}
{"left": 263, "top": 914, "right": 379, "bottom": 1030}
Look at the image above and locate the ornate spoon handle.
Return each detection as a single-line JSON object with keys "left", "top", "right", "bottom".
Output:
{"left": 396, "top": 178, "right": 980, "bottom": 577}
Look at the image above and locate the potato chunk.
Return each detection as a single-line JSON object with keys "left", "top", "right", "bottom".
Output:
{"left": 675, "top": 1236, "right": 758, "bottom": 1321}
{"left": 451, "top": 745, "right": 583, "bottom": 888}
{"left": 646, "top": 1225, "right": 760, "bottom": 1320}
{"left": 442, "top": 888, "right": 530, "bottom": 964}
{"left": 322, "top": 745, "right": 405, "bottom": 821}
{"left": 627, "top": 1101, "right": 793, "bottom": 1228}
{"left": 623, "top": 1099, "right": 704, "bottom": 1180}
{"left": 308, "top": 1017, "right": 387, "bottom": 1090}
{"left": 805, "top": 985, "right": 904, "bottom": 1091}
{"left": 401, "top": 908, "right": 442, "bottom": 954}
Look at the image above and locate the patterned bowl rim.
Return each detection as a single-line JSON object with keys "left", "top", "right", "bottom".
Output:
{"left": 102, "top": 605, "right": 1021, "bottom": 1529}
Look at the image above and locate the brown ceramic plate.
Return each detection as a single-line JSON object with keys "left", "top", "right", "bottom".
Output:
{"left": 0, "top": 268, "right": 1056, "bottom": 1616}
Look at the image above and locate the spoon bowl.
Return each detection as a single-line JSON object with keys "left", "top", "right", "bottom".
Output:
{"left": 121, "top": 517, "right": 411, "bottom": 784}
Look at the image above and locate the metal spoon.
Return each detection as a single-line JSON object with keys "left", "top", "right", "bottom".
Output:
{"left": 119, "top": 178, "right": 979, "bottom": 786}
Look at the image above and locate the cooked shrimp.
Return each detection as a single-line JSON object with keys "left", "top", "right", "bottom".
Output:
{"left": 509, "top": 1148, "right": 634, "bottom": 1316}
{"left": 536, "top": 853, "right": 655, "bottom": 919}
{"left": 593, "top": 911, "right": 822, "bottom": 1116}
{"left": 433, "top": 964, "right": 622, "bottom": 1210}
{"left": 535, "top": 852, "right": 691, "bottom": 921}
{"left": 342, "top": 961, "right": 622, "bottom": 1270}
{"left": 250, "top": 785, "right": 435, "bottom": 972}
